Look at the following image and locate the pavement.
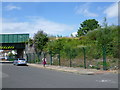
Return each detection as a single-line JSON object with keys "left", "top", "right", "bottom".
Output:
{"left": 27, "top": 63, "right": 118, "bottom": 75}
{"left": 0, "top": 61, "right": 13, "bottom": 63}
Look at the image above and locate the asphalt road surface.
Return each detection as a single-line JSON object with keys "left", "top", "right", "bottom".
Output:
{"left": 2, "top": 63, "right": 118, "bottom": 88}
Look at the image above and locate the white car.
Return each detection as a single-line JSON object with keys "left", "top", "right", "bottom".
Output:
{"left": 13, "top": 58, "right": 27, "bottom": 66}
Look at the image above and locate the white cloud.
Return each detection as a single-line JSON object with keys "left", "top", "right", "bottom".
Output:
{"left": 71, "top": 32, "right": 77, "bottom": 37}
{"left": 104, "top": 3, "right": 118, "bottom": 18}
{"left": 82, "top": 9, "right": 98, "bottom": 17}
{"left": 75, "top": 3, "right": 98, "bottom": 17}
{"left": 2, "top": 17, "right": 75, "bottom": 37}
{"left": 5, "top": 5, "right": 21, "bottom": 11}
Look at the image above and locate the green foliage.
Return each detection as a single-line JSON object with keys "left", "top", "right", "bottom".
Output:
{"left": 8, "top": 52, "right": 14, "bottom": 57}
{"left": 79, "top": 65, "right": 84, "bottom": 67}
{"left": 97, "top": 62, "right": 110, "bottom": 67}
{"left": 28, "top": 18, "right": 118, "bottom": 69}
{"left": 96, "top": 27, "right": 112, "bottom": 45}
{"left": 9, "top": 58, "right": 15, "bottom": 61}
{"left": 28, "top": 38, "right": 34, "bottom": 47}
{"left": 45, "top": 25, "right": 118, "bottom": 60}
{"left": 45, "top": 39, "right": 64, "bottom": 56}
{"left": 33, "top": 30, "right": 49, "bottom": 54}
{"left": 77, "top": 19, "right": 100, "bottom": 37}
{"left": 64, "top": 45, "right": 78, "bottom": 59}
{"left": 87, "top": 25, "right": 118, "bottom": 58}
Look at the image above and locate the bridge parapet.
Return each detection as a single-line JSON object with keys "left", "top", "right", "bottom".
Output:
{"left": 0, "top": 34, "right": 29, "bottom": 43}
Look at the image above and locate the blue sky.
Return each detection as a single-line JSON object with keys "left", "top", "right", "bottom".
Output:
{"left": 2, "top": 2, "right": 118, "bottom": 37}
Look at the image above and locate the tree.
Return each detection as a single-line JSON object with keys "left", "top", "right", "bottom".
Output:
{"left": 87, "top": 18, "right": 114, "bottom": 70}
{"left": 77, "top": 19, "right": 100, "bottom": 37}
{"left": 33, "top": 30, "right": 49, "bottom": 54}
{"left": 28, "top": 38, "right": 34, "bottom": 47}
{"left": 45, "top": 39, "right": 64, "bottom": 56}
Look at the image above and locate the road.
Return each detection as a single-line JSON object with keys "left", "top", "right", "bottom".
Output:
{"left": 2, "top": 63, "right": 118, "bottom": 88}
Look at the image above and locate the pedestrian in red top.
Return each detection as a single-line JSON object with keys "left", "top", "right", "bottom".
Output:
{"left": 42, "top": 57, "right": 47, "bottom": 67}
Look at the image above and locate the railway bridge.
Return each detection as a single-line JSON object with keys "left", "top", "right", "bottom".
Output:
{"left": 0, "top": 34, "right": 29, "bottom": 58}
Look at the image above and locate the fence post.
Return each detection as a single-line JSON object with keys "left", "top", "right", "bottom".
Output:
{"left": 50, "top": 51, "right": 52, "bottom": 65}
{"left": 33, "top": 53, "right": 35, "bottom": 63}
{"left": 36, "top": 52, "right": 40, "bottom": 62}
{"left": 102, "top": 45, "right": 107, "bottom": 70}
{"left": 69, "top": 51, "right": 72, "bottom": 67}
{"left": 27, "top": 54, "right": 29, "bottom": 63}
{"left": 26, "top": 54, "right": 28, "bottom": 62}
{"left": 29, "top": 53, "right": 31, "bottom": 63}
{"left": 37, "top": 53, "right": 39, "bottom": 63}
{"left": 34, "top": 53, "right": 37, "bottom": 63}
{"left": 58, "top": 50, "right": 61, "bottom": 66}
{"left": 70, "top": 58, "right": 72, "bottom": 67}
{"left": 83, "top": 47, "right": 86, "bottom": 69}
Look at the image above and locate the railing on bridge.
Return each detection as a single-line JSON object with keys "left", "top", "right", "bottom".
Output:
{"left": 0, "top": 34, "right": 29, "bottom": 43}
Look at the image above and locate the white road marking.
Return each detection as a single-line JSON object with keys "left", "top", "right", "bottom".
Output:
{"left": 96, "top": 79, "right": 117, "bottom": 83}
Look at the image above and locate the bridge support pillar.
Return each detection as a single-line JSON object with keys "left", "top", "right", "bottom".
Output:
{"left": 17, "top": 49, "right": 24, "bottom": 58}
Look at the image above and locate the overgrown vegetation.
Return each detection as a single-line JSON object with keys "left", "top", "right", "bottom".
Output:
{"left": 28, "top": 18, "right": 119, "bottom": 70}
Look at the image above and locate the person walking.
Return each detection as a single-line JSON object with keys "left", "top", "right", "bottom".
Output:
{"left": 42, "top": 57, "right": 47, "bottom": 67}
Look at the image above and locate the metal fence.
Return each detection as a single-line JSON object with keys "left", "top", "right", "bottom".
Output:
{"left": 26, "top": 45, "right": 118, "bottom": 70}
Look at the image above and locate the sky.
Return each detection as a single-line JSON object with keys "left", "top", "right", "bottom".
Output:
{"left": 1, "top": 2, "right": 118, "bottom": 37}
